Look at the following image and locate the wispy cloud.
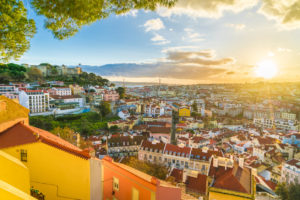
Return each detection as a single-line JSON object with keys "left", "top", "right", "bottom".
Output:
{"left": 226, "top": 23, "right": 246, "bottom": 30}
{"left": 118, "top": 10, "right": 138, "bottom": 17}
{"left": 182, "top": 28, "right": 205, "bottom": 42}
{"left": 151, "top": 33, "right": 170, "bottom": 45}
{"left": 277, "top": 47, "right": 292, "bottom": 53}
{"left": 157, "top": 0, "right": 258, "bottom": 18}
{"left": 143, "top": 18, "right": 165, "bottom": 32}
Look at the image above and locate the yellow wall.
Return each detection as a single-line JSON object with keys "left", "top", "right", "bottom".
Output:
{"left": 0, "top": 150, "right": 36, "bottom": 200}
{"left": 0, "top": 96, "right": 29, "bottom": 132}
{"left": 209, "top": 191, "right": 251, "bottom": 200}
{"left": 2, "top": 142, "right": 91, "bottom": 200}
{"left": 179, "top": 108, "right": 191, "bottom": 117}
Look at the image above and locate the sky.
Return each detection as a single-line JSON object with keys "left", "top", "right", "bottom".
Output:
{"left": 15, "top": 0, "right": 300, "bottom": 84}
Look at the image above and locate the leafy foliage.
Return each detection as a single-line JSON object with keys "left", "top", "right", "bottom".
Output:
{"left": 0, "top": 0, "right": 36, "bottom": 62}
{"left": 1, "top": 0, "right": 177, "bottom": 61}
{"left": 27, "top": 67, "right": 43, "bottom": 81}
{"left": 275, "top": 183, "right": 300, "bottom": 200}
{"left": 0, "top": 63, "right": 27, "bottom": 83}
{"left": 116, "top": 87, "right": 125, "bottom": 99}
{"left": 123, "top": 157, "right": 169, "bottom": 180}
{"left": 46, "top": 71, "right": 109, "bottom": 86}
{"left": 52, "top": 126, "right": 92, "bottom": 148}
{"left": 30, "top": 112, "right": 119, "bottom": 136}
{"left": 97, "top": 101, "right": 111, "bottom": 118}
{"left": 31, "top": 0, "right": 176, "bottom": 40}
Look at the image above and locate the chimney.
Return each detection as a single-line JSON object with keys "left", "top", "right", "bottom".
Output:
{"left": 183, "top": 169, "right": 188, "bottom": 183}
{"left": 213, "top": 157, "right": 219, "bottom": 168}
{"left": 238, "top": 157, "right": 244, "bottom": 168}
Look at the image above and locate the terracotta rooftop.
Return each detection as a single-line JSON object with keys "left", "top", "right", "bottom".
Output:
{"left": 0, "top": 123, "right": 90, "bottom": 159}
{"left": 190, "top": 148, "right": 222, "bottom": 161}
{"left": 185, "top": 173, "right": 207, "bottom": 195}
{"left": 50, "top": 94, "right": 82, "bottom": 99}
{"left": 140, "top": 140, "right": 165, "bottom": 151}
{"left": 165, "top": 144, "right": 191, "bottom": 156}
{"left": 147, "top": 127, "right": 171, "bottom": 134}
{"left": 286, "top": 159, "right": 300, "bottom": 169}
{"left": 170, "top": 168, "right": 183, "bottom": 183}
{"left": 209, "top": 161, "right": 252, "bottom": 194}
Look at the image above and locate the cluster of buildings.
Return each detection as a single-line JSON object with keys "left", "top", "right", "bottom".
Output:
{"left": 0, "top": 82, "right": 120, "bottom": 116}
{"left": 0, "top": 96, "right": 185, "bottom": 200}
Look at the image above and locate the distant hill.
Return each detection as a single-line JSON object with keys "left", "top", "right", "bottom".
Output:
{"left": 78, "top": 63, "right": 158, "bottom": 77}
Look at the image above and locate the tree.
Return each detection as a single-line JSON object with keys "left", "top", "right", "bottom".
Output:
{"left": 98, "top": 101, "right": 111, "bottom": 119}
{"left": 0, "top": 0, "right": 36, "bottom": 62}
{"left": 52, "top": 127, "right": 76, "bottom": 145}
{"left": 0, "top": 63, "right": 27, "bottom": 82}
{"left": 192, "top": 101, "right": 198, "bottom": 112}
{"left": 27, "top": 67, "right": 43, "bottom": 81}
{"left": 1, "top": 0, "right": 176, "bottom": 62}
{"left": 124, "top": 157, "right": 168, "bottom": 180}
{"left": 116, "top": 87, "right": 125, "bottom": 99}
{"left": 275, "top": 183, "right": 300, "bottom": 200}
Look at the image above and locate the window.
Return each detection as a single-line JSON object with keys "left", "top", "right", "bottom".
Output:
{"left": 21, "top": 149, "right": 27, "bottom": 162}
{"left": 113, "top": 177, "right": 119, "bottom": 191}
{"left": 132, "top": 187, "right": 139, "bottom": 200}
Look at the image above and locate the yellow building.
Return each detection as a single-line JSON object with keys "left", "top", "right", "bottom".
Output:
{"left": 69, "top": 84, "right": 84, "bottom": 95}
{"left": 0, "top": 150, "right": 36, "bottom": 200}
{"left": 0, "top": 123, "right": 102, "bottom": 200}
{"left": 179, "top": 107, "right": 191, "bottom": 117}
{"left": 0, "top": 95, "right": 29, "bottom": 132}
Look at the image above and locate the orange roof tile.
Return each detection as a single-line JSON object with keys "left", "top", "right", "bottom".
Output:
{"left": 0, "top": 123, "right": 90, "bottom": 159}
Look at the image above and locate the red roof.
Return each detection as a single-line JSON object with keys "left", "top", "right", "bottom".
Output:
{"left": 0, "top": 123, "right": 90, "bottom": 159}
{"left": 165, "top": 144, "right": 191, "bottom": 155}
{"left": 147, "top": 127, "right": 171, "bottom": 134}
{"left": 209, "top": 161, "right": 252, "bottom": 194}
{"left": 186, "top": 174, "right": 207, "bottom": 194}
{"left": 140, "top": 140, "right": 165, "bottom": 151}
{"left": 191, "top": 148, "right": 222, "bottom": 161}
{"left": 170, "top": 168, "right": 183, "bottom": 183}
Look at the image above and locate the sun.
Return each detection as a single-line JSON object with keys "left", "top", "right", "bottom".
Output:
{"left": 255, "top": 60, "right": 278, "bottom": 79}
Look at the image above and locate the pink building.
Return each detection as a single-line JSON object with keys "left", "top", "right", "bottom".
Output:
{"left": 103, "top": 90, "right": 119, "bottom": 102}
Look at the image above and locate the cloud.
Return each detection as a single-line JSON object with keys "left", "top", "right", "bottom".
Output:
{"left": 143, "top": 18, "right": 165, "bottom": 32}
{"left": 157, "top": 0, "right": 258, "bottom": 18}
{"left": 90, "top": 49, "right": 236, "bottom": 80}
{"left": 182, "top": 28, "right": 205, "bottom": 42}
{"left": 161, "top": 46, "right": 201, "bottom": 53}
{"left": 226, "top": 23, "right": 246, "bottom": 30}
{"left": 259, "top": 0, "right": 300, "bottom": 29}
{"left": 166, "top": 50, "right": 235, "bottom": 66}
{"left": 151, "top": 33, "right": 170, "bottom": 45}
{"left": 119, "top": 10, "right": 138, "bottom": 17}
{"left": 277, "top": 47, "right": 292, "bottom": 52}
{"left": 226, "top": 71, "right": 235, "bottom": 75}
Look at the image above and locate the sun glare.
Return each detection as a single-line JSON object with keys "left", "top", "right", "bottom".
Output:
{"left": 255, "top": 60, "right": 278, "bottom": 79}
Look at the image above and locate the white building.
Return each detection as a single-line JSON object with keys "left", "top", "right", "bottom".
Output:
{"left": 19, "top": 90, "right": 50, "bottom": 114}
{"left": 0, "top": 85, "right": 19, "bottom": 100}
{"left": 118, "top": 110, "right": 130, "bottom": 120}
{"left": 254, "top": 118, "right": 299, "bottom": 132}
{"left": 51, "top": 87, "right": 72, "bottom": 96}
{"left": 281, "top": 159, "right": 300, "bottom": 185}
